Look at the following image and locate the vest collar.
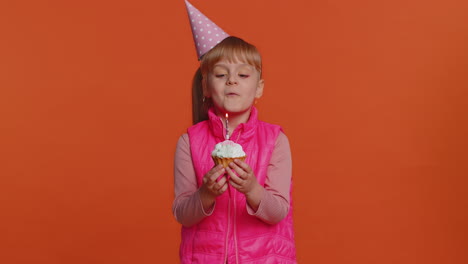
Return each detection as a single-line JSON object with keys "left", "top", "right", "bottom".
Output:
{"left": 208, "top": 106, "right": 258, "bottom": 144}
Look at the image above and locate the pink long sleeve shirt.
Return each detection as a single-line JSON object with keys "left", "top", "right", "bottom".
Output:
{"left": 172, "top": 131, "right": 292, "bottom": 227}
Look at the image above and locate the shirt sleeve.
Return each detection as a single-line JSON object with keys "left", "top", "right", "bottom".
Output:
{"left": 172, "top": 134, "right": 214, "bottom": 227}
{"left": 246, "top": 131, "right": 292, "bottom": 224}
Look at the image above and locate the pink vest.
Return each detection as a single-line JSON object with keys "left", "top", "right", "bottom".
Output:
{"left": 182, "top": 107, "right": 296, "bottom": 264}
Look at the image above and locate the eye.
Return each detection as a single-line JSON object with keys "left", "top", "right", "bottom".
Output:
{"left": 215, "top": 74, "right": 226, "bottom": 78}
{"left": 239, "top": 74, "right": 250, "bottom": 78}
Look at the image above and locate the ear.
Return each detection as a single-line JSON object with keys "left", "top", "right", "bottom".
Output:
{"left": 255, "top": 79, "right": 264, "bottom": 99}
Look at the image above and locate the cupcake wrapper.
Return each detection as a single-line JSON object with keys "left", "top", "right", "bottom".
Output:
{"left": 212, "top": 156, "right": 246, "bottom": 168}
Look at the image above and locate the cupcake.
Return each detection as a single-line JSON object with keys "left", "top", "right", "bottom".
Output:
{"left": 211, "top": 140, "right": 246, "bottom": 168}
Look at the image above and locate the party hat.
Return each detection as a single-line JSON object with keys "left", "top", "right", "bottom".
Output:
{"left": 185, "top": 0, "right": 229, "bottom": 59}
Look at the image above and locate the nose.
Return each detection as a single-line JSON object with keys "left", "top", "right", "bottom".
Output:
{"left": 226, "top": 75, "right": 238, "bottom": 85}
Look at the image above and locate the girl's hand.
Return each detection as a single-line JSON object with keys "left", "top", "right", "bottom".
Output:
{"left": 199, "top": 164, "right": 228, "bottom": 211}
{"left": 226, "top": 160, "right": 263, "bottom": 210}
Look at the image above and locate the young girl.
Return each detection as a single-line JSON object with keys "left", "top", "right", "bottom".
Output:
{"left": 173, "top": 2, "right": 296, "bottom": 263}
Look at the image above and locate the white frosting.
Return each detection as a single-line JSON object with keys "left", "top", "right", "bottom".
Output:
{"left": 212, "top": 140, "right": 245, "bottom": 158}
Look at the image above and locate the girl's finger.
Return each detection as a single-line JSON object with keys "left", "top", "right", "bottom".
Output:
{"left": 208, "top": 164, "right": 223, "bottom": 175}
{"left": 204, "top": 165, "right": 223, "bottom": 184}
{"left": 209, "top": 167, "right": 225, "bottom": 182}
{"left": 229, "top": 179, "right": 241, "bottom": 190}
{"left": 217, "top": 175, "right": 227, "bottom": 185}
{"left": 228, "top": 161, "right": 247, "bottom": 179}
{"left": 219, "top": 182, "right": 228, "bottom": 193}
{"left": 215, "top": 180, "right": 229, "bottom": 194}
{"left": 226, "top": 167, "right": 242, "bottom": 184}
{"left": 212, "top": 164, "right": 224, "bottom": 174}
{"left": 234, "top": 159, "right": 252, "bottom": 173}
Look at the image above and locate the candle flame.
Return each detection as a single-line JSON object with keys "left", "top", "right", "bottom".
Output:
{"left": 225, "top": 113, "right": 228, "bottom": 119}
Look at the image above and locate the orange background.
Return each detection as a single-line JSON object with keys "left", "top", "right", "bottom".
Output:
{"left": 1, "top": 0, "right": 467, "bottom": 263}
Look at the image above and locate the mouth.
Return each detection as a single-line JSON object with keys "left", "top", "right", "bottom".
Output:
{"left": 226, "top": 92, "right": 239, "bottom": 96}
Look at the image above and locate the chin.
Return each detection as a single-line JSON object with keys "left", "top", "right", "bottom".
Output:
{"left": 225, "top": 106, "right": 251, "bottom": 114}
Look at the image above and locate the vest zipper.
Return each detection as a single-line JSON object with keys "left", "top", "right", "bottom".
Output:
{"left": 219, "top": 116, "right": 241, "bottom": 264}
{"left": 220, "top": 117, "right": 228, "bottom": 140}
{"left": 224, "top": 187, "right": 231, "bottom": 264}
{"left": 233, "top": 189, "right": 239, "bottom": 264}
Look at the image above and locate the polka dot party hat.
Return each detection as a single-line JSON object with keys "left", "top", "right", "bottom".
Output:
{"left": 185, "top": 0, "right": 229, "bottom": 59}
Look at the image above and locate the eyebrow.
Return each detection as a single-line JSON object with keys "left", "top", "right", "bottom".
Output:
{"left": 213, "top": 63, "right": 253, "bottom": 70}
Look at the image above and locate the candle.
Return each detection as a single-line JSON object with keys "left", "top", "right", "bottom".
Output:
{"left": 225, "top": 113, "right": 229, "bottom": 140}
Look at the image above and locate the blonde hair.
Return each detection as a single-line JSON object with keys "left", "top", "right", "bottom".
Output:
{"left": 192, "top": 36, "right": 262, "bottom": 124}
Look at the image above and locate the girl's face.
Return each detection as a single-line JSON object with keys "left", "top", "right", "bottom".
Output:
{"left": 204, "top": 59, "right": 263, "bottom": 116}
